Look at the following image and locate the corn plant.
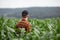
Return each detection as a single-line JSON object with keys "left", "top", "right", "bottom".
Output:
{"left": 0, "top": 17, "right": 60, "bottom": 40}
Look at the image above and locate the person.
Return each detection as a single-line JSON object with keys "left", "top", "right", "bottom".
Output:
{"left": 16, "top": 10, "right": 32, "bottom": 33}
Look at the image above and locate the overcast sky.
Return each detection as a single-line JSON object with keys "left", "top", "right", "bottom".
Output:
{"left": 0, "top": 0, "right": 60, "bottom": 8}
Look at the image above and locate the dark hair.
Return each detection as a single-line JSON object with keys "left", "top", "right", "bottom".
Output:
{"left": 22, "top": 10, "right": 28, "bottom": 18}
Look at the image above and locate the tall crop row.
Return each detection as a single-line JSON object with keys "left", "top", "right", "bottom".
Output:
{"left": 0, "top": 17, "right": 60, "bottom": 40}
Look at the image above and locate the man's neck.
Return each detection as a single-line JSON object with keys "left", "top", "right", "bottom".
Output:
{"left": 22, "top": 18, "right": 28, "bottom": 21}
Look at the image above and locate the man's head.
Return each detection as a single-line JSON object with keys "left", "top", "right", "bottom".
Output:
{"left": 22, "top": 10, "right": 29, "bottom": 18}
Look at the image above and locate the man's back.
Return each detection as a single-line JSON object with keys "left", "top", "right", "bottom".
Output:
{"left": 16, "top": 18, "right": 32, "bottom": 32}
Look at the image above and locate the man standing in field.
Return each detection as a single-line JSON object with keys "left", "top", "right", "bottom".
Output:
{"left": 16, "top": 10, "right": 32, "bottom": 33}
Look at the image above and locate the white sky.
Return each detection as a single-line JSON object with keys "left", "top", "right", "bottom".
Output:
{"left": 0, "top": 0, "right": 60, "bottom": 8}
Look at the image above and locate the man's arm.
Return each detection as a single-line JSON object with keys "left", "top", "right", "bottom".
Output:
{"left": 27, "top": 23, "right": 32, "bottom": 33}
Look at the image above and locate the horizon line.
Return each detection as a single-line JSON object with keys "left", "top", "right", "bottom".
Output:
{"left": 0, "top": 6, "right": 60, "bottom": 8}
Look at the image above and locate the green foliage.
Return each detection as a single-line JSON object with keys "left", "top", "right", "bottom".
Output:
{"left": 0, "top": 17, "right": 60, "bottom": 40}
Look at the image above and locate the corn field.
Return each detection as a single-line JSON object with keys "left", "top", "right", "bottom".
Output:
{"left": 0, "top": 17, "right": 60, "bottom": 40}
